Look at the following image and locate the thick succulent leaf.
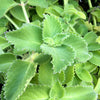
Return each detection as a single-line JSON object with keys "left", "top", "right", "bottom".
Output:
{"left": 41, "top": 44, "right": 75, "bottom": 73}
{"left": 28, "top": 0, "right": 48, "bottom": 8}
{"left": 64, "top": 66, "right": 74, "bottom": 84}
{"left": 6, "top": 24, "right": 42, "bottom": 53}
{"left": 75, "top": 63, "right": 92, "bottom": 82}
{"left": 63, "top": 34, "right": 90, "bottom": 62}
{"left": 43, "top": 15, "right": 62, "bottom": 45}
{"left": 89, "top": 51, "right": 100, "bottom": 66}
{"left": 0, "top": 53, "right": 16, "bottom": 72}
{"left": 0, "top": 0, "right": 17, "bottom": 18}
{"left": 95, "top": 78, "right": 100, "bottom": 95}
{"left": 18, "top": 85, "right": 50, "bottom": 100}
{"left": 49, "top": 81, "right": 65, "bottom": 98}
{"left": 39, "top": 60, "right": 54, "bottom": 86}
{"left": 0, "top": 36, "right": 10, "bottom": 49}
{"left": 61, "top": 86, "right": 97, "bottom": 100}
{"left": 10, "top": 5, "right": 29, "bottom": 22}
{"left": 4, "top": 60, "right": 36, "bottom": 100}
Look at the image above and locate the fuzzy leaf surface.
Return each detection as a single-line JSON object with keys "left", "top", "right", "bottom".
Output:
{"left": 18, "top": 85, "right": 50, "bottom": 100}
{"left": 61, "top": 86, "right": 97, "bottom": 100}
{"left": 0, "top": 53, "right": 16, "bottom": 72}
{"left": 0, "top": 0, "right": 17, "bottom": 18}
{"left": 63, "top": 34, "right": 90, "bottom": 62}
{"left": 6, "top": 24, "right": 42, "bottom": 53}
{"left": 4, "top": 60, "right": 36, "bottom": 100}
{"left": 41, "top": 44, "right": 75, "bottom": 73}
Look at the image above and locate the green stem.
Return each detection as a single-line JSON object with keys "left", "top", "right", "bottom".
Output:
{"left": 64, "top": 0, "right": 68, "bottom": 8}
{"left": 4, "top": 14, "right": 19, "bottom": 29}
{"left": 88, "top": 0, "right": 97, "bottom": 26}
{"left": 21, "top": 1, "right": 30, "bottom": 23}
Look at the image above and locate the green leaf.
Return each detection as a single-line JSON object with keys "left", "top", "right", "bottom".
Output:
{"left": 0, "top": 0, "right": 17, "bottom": 18}
{"left": 63, "top": 34, "right": 90, "bottom": 62}
{"left": 28, "top": 0, "right": 48, "bottom": 8}
{"left": 61, "top": 86, "right": 97, "bottom": 100}
{"left": 43, "top": 15, "right": 62, "bottom": 45}
{"left": 89, "top": 51, "right": 100, "bottom": 66}
{"left": 96, "top": 36, "right": 100, "bottom": 44}
{"left": 49, "top": 81, "right": 65, "bottom": 98}
{"left": 64, "top": 66, "right": 74, "bottom": 84}
{"left": 6, "top": 24, "right": 42, "bottom": 54}
{"left": 95, "top": 78, "right": 100, "bottom": 95}
{"left": 75, "top": 63, "right": 92, "bottom": 82}
{"left": 10, "top": 5, "right": 29, "bottom": 22}
{"left": 41, "top": 44, "right": 75, "bottom": 73}
{"left": 39, "top": 60, "right": 54, "bottom": 86}
{"left": 0, "top": 53, "right": 16, "bottom": 72}
{"left": 0, "top": 36, "right": 10, "bottom": 49}
{"left": 0, "top": 27, "right": 7, "bottom": 35}
{"left": 4, "top": 60, "right": 36, "bottom": 100}
{"left": 0, "top": 48, "right": 4, "bottom": 54}
{"left": 18, "top": 85, "right": 50, "bottom": 100}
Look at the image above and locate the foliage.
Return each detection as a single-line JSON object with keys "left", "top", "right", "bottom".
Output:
{"left": 0, "top": 0, "right": 100, "bottom": 100}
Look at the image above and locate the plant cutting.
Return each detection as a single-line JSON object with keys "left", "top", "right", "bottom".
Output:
{"left": 0, "top": 0, "right": 100, "bottom": 100}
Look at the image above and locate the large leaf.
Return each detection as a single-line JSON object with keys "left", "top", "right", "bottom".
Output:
{"left": 6, "top": 24, "right": 42, "bottom": 53}
{"left": 75, "top": 63, "right": 92, "bottom": 82}
{"left": 43, "top": 15, "right": 63, "bottom": 45}
{"left": 89, "top": 51, "right": 100, "bottom": 66}
{"left": 0, "top": 53, "right": 16, "bottom": 72}
{"left": 0, "top": 0, "right": 17, "bottom": 18}
{"left": 61, "top": 86, "right": 97, "bottom": 100}
{"left": 18, "top": 85, "right": 50, "bottom": 100}
{"left": 4, "top": 60, "right": 36, "bottom": 100}
{"left": 0, "top": 36, "right": 10, "bottom": 49}
{"left": 41, "top": 44, "right": 75, "bottom": 73}
{"left": 63, "top": 34, "right": 90, "bottom": 62}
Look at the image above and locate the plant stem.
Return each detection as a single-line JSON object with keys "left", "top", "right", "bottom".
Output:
{"left": 21, "top": 1, "right": 30, "bottom": 23}
{"left": 88, "top": 0, "right": 97, "bottom": 26}
{"left": 64, "top": 0, "right": 68, "bottom": 8}
{"left": 4, "top": 14, "right": 19, "bottom": 29}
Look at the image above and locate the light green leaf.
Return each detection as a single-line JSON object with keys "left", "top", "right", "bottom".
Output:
{"left": 0, "top": 27, "right": 7, "bottom": 35}
{"left": 50, "top": 81, "right": 65, "bottom": 98}
{"left": 61, "top": 86, "right": 97, "bottom": 100}
{"left": 0, "top": 0, "right": 17, "bottom": 18}
{"left": 43, "top": 15, "right": 62, "bottom": 45}
{"left": 28, "top": 0, "right": 48, "bottom": 8}
{"left": 0, "top": 53, "right": 16, "bottom": 72}
{"left": 6, "top": 24, "right": 42, "bottom": 53}
{"left": 0, "top": 36, "right": 10, "bottom": 49}
{"left": 39, "top": 60, "right": 54, "bottom": 86}
{"left": 10, "top": 5, "right": 29, "bottom": 22}
{"left": 64, "top": 66, "right": 74, "bottom": 84}
{"left": 75, "top": 63, "right": 92, "bottom": 82}
{"left": 18, "top": 85, "right": 50, "bottom": 100}
{"left": 95, "top": 78, "right": 100, "bottom": 95}
{"left": 89, "top": 51, "right": 100, "bottom": 66}
{"left": 63, "top": 34, "right": 90, "bottom": 62}
{"left": 0, "top": 48, "right": 4, "bottom": 54}
{"left": 96, "top": 36, "right": 100, "bottom": 44}
{"left": 41, "top": 44, "right": 75, "bottom": 73}
{"left": 4, "top": 60, "right": 36, "bottom": 100}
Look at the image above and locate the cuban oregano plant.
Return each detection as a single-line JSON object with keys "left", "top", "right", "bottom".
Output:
{"left": 0, "top": 0, "right": 100, "bottom": 100}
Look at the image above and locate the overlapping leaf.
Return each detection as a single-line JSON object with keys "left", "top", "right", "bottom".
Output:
{"left": 41, "top": 44, "right": 75, "bottom": 73}
{"left": 18, "top": 85, "right": 50, "bottom": 100}
{"left": 0, "top": 53, "right": 16, "bottom": 72}
{"left": 61, "top": 86, "right": 97, "bottom": 100}
{"left": 4, "top": 60, "right": 36, "bottom": 100}
{"left": 0, "top": 0, "right": 17, "bottom": 18}
{"left": 63, "top": 34, "right": 90, "bottom": 62}
{"left": 6, "top": 24, "right": 42, "bottom": 53}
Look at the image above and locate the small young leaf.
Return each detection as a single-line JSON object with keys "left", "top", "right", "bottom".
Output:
{"left": 6, "top": 24, "right": 43, "bottom": 53}
{"left": 4, "top": 60, "right": 36, "bottom": 100}
{"left": 41, "top": 44, "right": 75, "bottom": 73}
{"left": 18, "top": 85, "right": 50, "bottom": 100}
